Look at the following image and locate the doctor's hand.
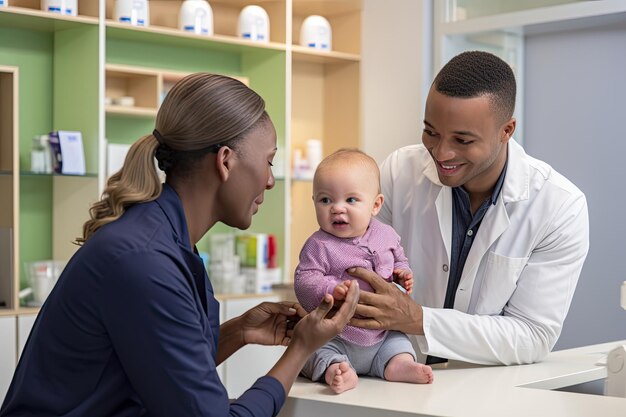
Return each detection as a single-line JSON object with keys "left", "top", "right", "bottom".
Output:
{"left": 347, "top": 267, "right": 425, "bottom": 335}
{"left": 241, "top": 301, "right": 307, "bottom": 346}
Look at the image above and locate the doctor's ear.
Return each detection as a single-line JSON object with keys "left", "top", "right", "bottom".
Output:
{"left": 215, "top": 146, "right": 237, "bottom": 182}
{"left": 501, "top": 118, "right": 516, "bottom": 143}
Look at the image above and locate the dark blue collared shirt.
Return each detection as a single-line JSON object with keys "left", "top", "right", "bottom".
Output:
{"left": 1, "top": 184, "right": 284, "bottom": 417}
{"left": 445, "top": 160, "right": 508, "bottom": 309}
{"left": 426, "top": 160, "right": 508, "bottom": 366}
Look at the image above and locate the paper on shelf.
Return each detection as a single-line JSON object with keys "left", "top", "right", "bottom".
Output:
{"left": 58, "top": 130, "right": 86, "bottom": 175}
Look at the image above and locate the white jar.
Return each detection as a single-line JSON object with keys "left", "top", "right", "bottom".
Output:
{"left": 114, "top": 0, "right": 150, "bottom": 27}
{"left": 41, "top": 0, "right": 78, "bottom": 16}
{"left": 179, "top": 0, "right": 213, "bottom": 36}
{"left": 300, "top": 15, "right": 332, "bottom": 50}
{"left": 237, "top": 5, "right": 270, "bottom": 43}
{"left": 306, "top": 139, "right": 322, "bottom": 172}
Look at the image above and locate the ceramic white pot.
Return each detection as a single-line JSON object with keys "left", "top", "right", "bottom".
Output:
{"left": 300, "top": 15, "right": 332, "bottom": 50}
{"left": 179, "top": 0, "right": 213, "bottom": 36}
{"left": 237, "top": 5, "right": 270, "bottom": 43}
{"left": 41, "top": 0, "right": 78, "bottom": 16}
{"left": 114, "top": 0, "right": 150, "bottom": 27}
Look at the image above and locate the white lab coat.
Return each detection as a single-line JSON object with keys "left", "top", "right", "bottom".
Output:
{"left": 378, "top": 140, "right": 589, "bottom": 365}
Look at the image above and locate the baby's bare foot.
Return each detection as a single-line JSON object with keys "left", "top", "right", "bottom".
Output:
{"left": 384, "top": 353, "right": 434, "bottom": 384}
{"left": 324, "top": 361, "right": 359, "bottom": 394}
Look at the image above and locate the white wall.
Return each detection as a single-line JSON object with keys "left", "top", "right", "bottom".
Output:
{"left": 524, "top": 21, "right": 626, "bottom": 349}
{"left": 361, "top": 0, "right": 432, "bottom": 163}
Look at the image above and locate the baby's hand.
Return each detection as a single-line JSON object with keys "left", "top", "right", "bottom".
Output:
{"left": 331, "top": 281, "right": 351, "bottom": 301}
{"left": 393, "top": 269, "right": 413, "bottom": 294}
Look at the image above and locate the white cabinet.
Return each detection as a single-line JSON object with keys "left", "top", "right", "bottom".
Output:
{"left": 0, "top": 316, "right": 16, "bottom": 403}
{"left": 17, "top": 314, "right": 36, "bottom": 358}
{"left": 219, "top": 295, "right": 286, "bottom": 399}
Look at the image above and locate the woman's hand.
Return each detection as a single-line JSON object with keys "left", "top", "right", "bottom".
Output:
{"left": 289, "top": 280, "right": 360, "bottom": 354}
{"left": 265, "top": 281, "right": 359, "bottom": 394}
{"left": 347, "top": 267, "right": 424, "bottom": 335}
{"left": 241, "top": 301, "right": 307, "bottom": 346}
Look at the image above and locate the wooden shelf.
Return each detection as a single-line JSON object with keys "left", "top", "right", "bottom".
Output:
{"left": 106, "top": 20, "right": 287, "bottom": 54}
{"left": 105, "top": 105, "right": 158, "bottom": 118}
{"left": 0, "top": 6, "right": 97, "bottom": 31}
{"left": 19, "top": 171, "right": 98, "bottom": 178}
{"left": 16, "top": 307, "right": 40, "bottom": 315}
{"left": 0, "top": 308, "right": 16, "bottom": 317}
{"left": 292, "top": 46, "right": 360, "bottom": 64}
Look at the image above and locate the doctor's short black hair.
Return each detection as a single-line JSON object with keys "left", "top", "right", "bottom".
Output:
{"left": 433, "top": 51, "right": 516, "bottom": 123}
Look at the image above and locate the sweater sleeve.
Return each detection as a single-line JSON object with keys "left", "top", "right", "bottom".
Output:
{"left": 294, "top": 236, "right": 340, "bottom": 312}
{"left": 392, "top": 232, "right": 412, "bottom": 272}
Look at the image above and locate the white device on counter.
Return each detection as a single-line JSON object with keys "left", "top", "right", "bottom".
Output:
{"left": 42, "top": 0, "right": 77, "bottom": 16}
{"left": 300, "top": 15, "right": 332, "bottom": 50}
{"left": 237, "top": 5, "right": 270, "bottom": 43}
{"left": 115, "top": 0, "right": 150, "bottom": 27}
{"left": 606, "top": 344, "right": 626, "bottom": 398}
{"left": 179, "top": 0, "right": 213, "bottom": 36}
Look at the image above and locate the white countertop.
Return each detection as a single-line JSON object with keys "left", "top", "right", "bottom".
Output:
{"left": 279, "top": 340, "right": 626, "bottom": 417}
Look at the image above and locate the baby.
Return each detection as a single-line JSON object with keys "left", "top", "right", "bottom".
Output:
{"left": 294, "top": 149, "right": 433, "bottom": 393}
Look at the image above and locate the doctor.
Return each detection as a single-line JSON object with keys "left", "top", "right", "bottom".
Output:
{"left": 349, "top": 51, "right": 589, "bottom": 365}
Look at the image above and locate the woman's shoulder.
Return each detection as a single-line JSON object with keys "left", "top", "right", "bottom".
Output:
{"left": 87, "top": 201, "right": 175, "bottom": 258}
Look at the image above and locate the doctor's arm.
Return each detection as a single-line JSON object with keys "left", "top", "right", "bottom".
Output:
{"left": 352, "top": 195, "right": 590, "bottom": 365}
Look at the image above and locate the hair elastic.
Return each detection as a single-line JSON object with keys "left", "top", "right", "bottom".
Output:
{"left": 153, "top": 129, "right": 166, "bottom": 145}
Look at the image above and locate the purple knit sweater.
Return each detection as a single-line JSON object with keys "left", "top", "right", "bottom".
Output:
{"left": 294, "top": 218, "right": 411, "bottom": 346}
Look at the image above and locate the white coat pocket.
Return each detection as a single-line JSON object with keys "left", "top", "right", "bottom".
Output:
{"left": 475, "top": 252, "right": 529, "bottom": 315}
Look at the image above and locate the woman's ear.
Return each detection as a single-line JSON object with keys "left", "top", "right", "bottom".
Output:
{"left": 215, "top": 146, "right": 236, "bottom": 182}
{"left": 371, "top": 193, "right": 384, "bottom": 216}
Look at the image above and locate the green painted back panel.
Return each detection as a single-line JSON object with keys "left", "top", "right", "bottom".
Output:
{"left": 242, "top": 49, "right": 287, "bottom": 269}
{"left": 106, "top": 38, "right": 241, "bottom": 75}
{"left": 106, "top": 115, "right": 155, "bottom": 145}
{"left": 242, "top": 49, "right": 287, "bottom": 150}
{"left": 0, "top": 28, "right": 54, "bottom": 282}
{"left": 53, "top": 26, "right": 100, "bottom": 174}
{"left": 18, "top": 176, "right": 53, "bottom": 290}
{"left": 0, "top": 27, "right": 53, "bottom": 169}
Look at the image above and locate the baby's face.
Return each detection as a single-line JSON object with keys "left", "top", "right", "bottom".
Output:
{"left": 313, "top": 164, "right": 382, "bottom": 239}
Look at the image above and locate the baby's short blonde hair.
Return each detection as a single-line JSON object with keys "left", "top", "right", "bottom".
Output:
{"left": 314, "top": 148, "right": 381, "bottom": 194}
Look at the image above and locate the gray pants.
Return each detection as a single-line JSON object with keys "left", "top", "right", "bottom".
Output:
{"left": 301, "top": 331, "right": 416, "bottom": 382}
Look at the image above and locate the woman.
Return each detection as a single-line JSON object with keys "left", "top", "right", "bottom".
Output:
{"left": 0, "top": 74, "right": 358, "bottom": 417}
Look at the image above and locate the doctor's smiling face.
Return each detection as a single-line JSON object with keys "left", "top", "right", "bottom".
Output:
{"left": 422, "top": 51, "right": 517, "bottom": 200}
{"left": 422, "top": 87, "right": 515, "bottom": 196}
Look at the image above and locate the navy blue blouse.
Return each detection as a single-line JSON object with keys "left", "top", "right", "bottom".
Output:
{"left": 0, "top": 184, "right": 285, "bottom": 417}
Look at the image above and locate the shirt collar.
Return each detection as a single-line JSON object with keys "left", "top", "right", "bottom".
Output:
{"left": 490, "top": 156, "right": 508, "bottom": 205}
{"left": 155, "top": 183, "right": 192, "bottom": 250}
{"left": 456, "top": 156, "right": 508, "bottom": 206}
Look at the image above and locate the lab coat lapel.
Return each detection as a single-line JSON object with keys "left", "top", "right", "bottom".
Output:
{"left": 424, "top": 159, "right": 453, "bottom": 263}
{"left": 434, "top": 186, "right": 453, "bottom": 263}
